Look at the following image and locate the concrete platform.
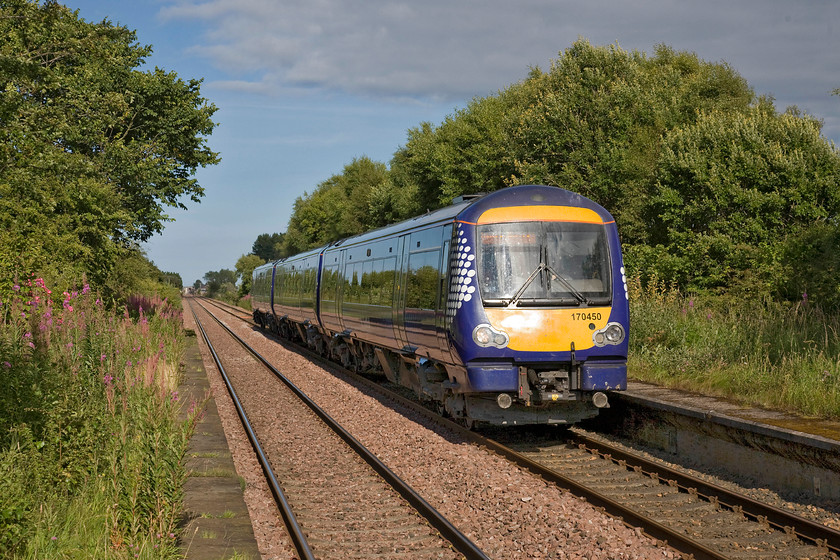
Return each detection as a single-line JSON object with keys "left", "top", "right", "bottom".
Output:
{"left": 624, "top": 380, "right": 840, "bottom": 445}
{"left": 590, "top": 380, "right": 840, "bottom": 499}
{"left": 178, "top": 331, "right": 260, "bottom": 560}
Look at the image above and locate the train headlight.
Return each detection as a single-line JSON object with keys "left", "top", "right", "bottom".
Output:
{"left": 593, "top": 322, "right": 625, "bottom": 347}
{"left": 473, "top": 324, "right": 509, "bottom": 348}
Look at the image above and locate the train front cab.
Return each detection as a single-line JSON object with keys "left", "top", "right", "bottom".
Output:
{"left": 445, "top": 186, "right": 630, "bottom": 425}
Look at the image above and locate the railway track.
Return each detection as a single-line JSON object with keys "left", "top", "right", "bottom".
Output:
{"left": 199, "top": 298, "right": 840, "bottom": 559}
{"left": 186, "top": 298, "right": 489, "bottom": 560}
{"left": 489, "top": 430, "right": 838, "bottom": 560}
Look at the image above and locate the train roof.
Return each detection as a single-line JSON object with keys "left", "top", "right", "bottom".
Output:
{"left": 321, "top": 196, "right": 475, "bottom": 251}
{"left": 456, "top": 184, "right": 615, "bottom": 225}
{"left": 257, "top": 185, "right": 614, "bottom": 267}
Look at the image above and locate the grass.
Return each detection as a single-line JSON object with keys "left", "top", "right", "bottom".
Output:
{"left": 628, "top": 276, "right": 840, "bottom": 419}
{"left": 190, "top": 468, "right": 237, "bottom": 478}
{"left": 199, "top": 511, "right": 236, "bottom": 519}
{"left": 0, "top": 276, "right": 201, "bottom": 558}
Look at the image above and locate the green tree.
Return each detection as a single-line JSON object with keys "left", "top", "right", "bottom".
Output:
{"left": 283, "top": 156, "right": 388, "bottom": 253}
{"left": 367, "top": 179, "right": 422, "bottom": 228}
{"left": 203, "top": 268, "right": 236, "bottom": 298}
{"left": 0, "top": 0, "right": 218, "bottom": 290}
{"left": 235, "top": 253, "right": 265, "bottom": 297}
{"left": 281, "top": 39, "right": 840, "bottom": 306}
{"left": 252, "top": 233, "right": 284, "bottom": 261}
{"left": 159, "top": 271, "right": 183, "bottom": 290}
{"left": 642, "top": 100, "right": 840, "bottom": 296}
{"left": 510, "top": 42, "right": 752, "bottom": 244}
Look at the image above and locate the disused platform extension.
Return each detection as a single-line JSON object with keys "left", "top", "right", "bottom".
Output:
{"left": 591, "top": 380, "right": 840, "bottom": 499}
{"left": 178, "top": 332, "right": 260, "bottom": 559}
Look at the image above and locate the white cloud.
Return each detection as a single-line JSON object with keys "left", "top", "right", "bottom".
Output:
{"left": 159, "top": 0, "right": 840, "bottom": 137}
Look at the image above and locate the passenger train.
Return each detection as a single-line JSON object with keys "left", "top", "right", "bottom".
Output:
{"left": 251, "top": 185, "right": 629, "bottom": 426}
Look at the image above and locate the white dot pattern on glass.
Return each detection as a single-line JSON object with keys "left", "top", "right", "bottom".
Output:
{"left": 445, "top": 226, "right": 475, "bottom": 324}
{"left": 620, "top": 266, "right": 628, "bottom": 300}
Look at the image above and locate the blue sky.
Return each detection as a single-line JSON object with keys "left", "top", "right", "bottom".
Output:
{"left": 68, "top": 0, "right": 840, "bottom": 287}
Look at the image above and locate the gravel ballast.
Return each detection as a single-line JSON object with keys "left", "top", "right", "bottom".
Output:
{"left": 186, "top": 303, "right": 674, "bottom": 559}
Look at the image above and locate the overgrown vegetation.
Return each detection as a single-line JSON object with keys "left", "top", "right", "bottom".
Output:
{"left": 0, "top": 0, "right": 218, "bottom": 301}
{"left": 0, "top": 277, "right": 199, "bottom": 557}
{"left": 0, "top": 1, "right": 218, "bottom": 556}
{"left": 629, "top": 277, "right": 840, "bottom": 418}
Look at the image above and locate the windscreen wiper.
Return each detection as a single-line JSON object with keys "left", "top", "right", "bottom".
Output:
{"left": 505, "top": 262, "right": 586, "bottom": 308}
{"left": 545, "top": 264, "right": 590, "bottom": 305}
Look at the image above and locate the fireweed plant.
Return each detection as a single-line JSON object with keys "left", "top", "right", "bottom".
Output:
{"left": 0, "top": 276, "right": 201, "bottom": 558}
{"left": 628, "top": 275, "right": 840, "bottom": 419}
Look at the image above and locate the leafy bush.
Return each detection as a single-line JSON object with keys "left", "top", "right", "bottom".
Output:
{"left": 0, "top": 277, "right": 198, "bottom": 557}
{"left": 628, "top": 276, "right": 840, "bottom": 418}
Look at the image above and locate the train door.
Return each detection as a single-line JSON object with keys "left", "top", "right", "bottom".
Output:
{"left": 393, "top": 235, "right": 409, "bottom": 351}
{"left": 336, "top": 249, "right": 347, "bottom": 333}
{"left": 435, "top": 224, "right": 452, "bottom": 356}
{"left": 401, "top": 227, "right": 444, "bottom": 356}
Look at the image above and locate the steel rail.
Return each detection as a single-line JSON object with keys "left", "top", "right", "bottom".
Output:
{"left": 193, "top": 298, "right": 491, "bottom": 560}
{"left": 212, "top": 303, "right": 724, "bottom": 560}
{"left": 187, "top": 301, "right": 317, "bottom": 560}
{"left": 207, "top": 297, "right": 839, "bottom": 559}
{"left": 566, "top": 431, "right": 840, "bottom": 555}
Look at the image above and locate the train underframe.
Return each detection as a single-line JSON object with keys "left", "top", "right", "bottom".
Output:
{"left": 254, "top": 310, "right": 606, "bottom": 426}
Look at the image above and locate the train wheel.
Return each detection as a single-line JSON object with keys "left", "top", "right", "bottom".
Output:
{"left": 456, "top": 416, "right": 476, "bottom": 430}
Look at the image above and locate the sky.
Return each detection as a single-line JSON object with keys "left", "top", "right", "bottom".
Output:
{"left": 67, "top": 0, "right": 840, "bottom": 287}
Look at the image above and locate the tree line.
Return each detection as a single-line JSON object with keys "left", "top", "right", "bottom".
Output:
{"left": 0, "top": 0, "right": 218, "bottom": 301}
{"left": 235, "top": 41, "right": 840, "bottom": 308}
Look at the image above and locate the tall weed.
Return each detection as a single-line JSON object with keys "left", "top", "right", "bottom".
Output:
{"left": 628, "top": 276, "right": 840, "bottom": 418}
{"left": 0, "top": 276, "right": 197, "bottom": 558}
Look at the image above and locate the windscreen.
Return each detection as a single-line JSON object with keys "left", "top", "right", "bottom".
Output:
{"left": 476, "top": 221, "right": 611, "bottom": 306}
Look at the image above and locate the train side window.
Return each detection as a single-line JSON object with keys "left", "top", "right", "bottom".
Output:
{"left": 409, "top": 227, "right": 442, "bottom": 252}
{"left": 349, "top": 263, "right": 361, "bottom": 303}
{"left": 322, "top": 265, "right": 339, "bottom": 301}
{"left": 361, "top": 259, "right": 374, "bottom": 305}
{"left": 406, "top": 249, "right": 441, "bottom": 309}
{"left": 381, "top": 256, "right": 396, "bottom": 305}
